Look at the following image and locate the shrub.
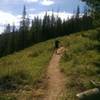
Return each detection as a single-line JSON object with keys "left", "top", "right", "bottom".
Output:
{"left": 0, "top": 96, "right": 16, "bottom": 100}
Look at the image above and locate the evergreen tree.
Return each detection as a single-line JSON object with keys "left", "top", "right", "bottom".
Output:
{"left": 55, "top": 16, "right": 62, "bottom": 36}
{"left": 42, "top": 13, "right": 51, "bottom": 40}
{"left": 19, "top": 5, "right": 30, "bottom": 49}
{"left": 30, "top": 17, "right": 42, "bottom": 43}
{"left": 4, "top": 24, "right": 11, "bottom": 34}
{"left": 50, "top": 12, "right": 56, "bottom": 38}
{"left": 76, "top": 5, "right": 80, "bottom": 19}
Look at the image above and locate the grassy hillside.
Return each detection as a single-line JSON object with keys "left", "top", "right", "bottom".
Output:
{"left": 0, "top": 40, "right": 54, "bottom": 100}
{"left": 0, "top": 28, "right": 100, "bottom": 100}
{"left": 59, "top": 28, "right": 100, "bottom": 100}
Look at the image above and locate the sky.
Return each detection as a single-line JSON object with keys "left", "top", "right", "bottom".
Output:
{"left": 0, "top": 0, "right": 86, "bottom": 34}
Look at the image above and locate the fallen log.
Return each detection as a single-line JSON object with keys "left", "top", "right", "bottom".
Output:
{"left": 76, "top": 88, "right": 100, "bottom": 100}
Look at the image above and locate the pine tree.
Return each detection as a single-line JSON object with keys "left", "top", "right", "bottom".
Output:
{"left": 4, "top": 24, "right": 11, "bottom": 34}
{"left": 76, "top": 5, "right": 80, "bottom": 19}
{"left": 42, "top": 13, "right": 51, "bottom": 40}
{"left": 50, "top": 12, "right": 56, "bottom": 38}
{"left": 19, "top": 5, "right": 30, "bottom": 49}
{"left": 56, "top": 16, "right": 62, "bottom": 36}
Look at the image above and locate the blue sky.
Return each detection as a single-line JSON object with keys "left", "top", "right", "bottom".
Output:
{"left": 0, "top": 0, "right": 86, "bottom": 33}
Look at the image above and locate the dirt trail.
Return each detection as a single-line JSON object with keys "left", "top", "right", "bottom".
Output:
{"left": 44, "top": 47, "right": 65, "bottom": 100}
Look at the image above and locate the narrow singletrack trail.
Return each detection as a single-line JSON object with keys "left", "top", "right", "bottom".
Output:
{"left": 44, "top": 47, "right": 65, "bottom": 100}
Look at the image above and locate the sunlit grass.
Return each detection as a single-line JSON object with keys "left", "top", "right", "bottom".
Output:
{"left": 60, "top": 28, "right": 100, "bottom": 100}
{"left": 0, "top": 28, "right": 100, "bottom": 100}
{"left": 0, "top": 39, "right": 54, "bottom": 99}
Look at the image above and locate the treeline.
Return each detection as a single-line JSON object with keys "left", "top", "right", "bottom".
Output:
{"left": 0, "top": 6, "right": 93, "bottom": 57}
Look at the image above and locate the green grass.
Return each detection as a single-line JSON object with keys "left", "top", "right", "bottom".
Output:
{"left": 0, "top": 28, "right": 100, "bottom": 100}
{"left": 0, "top": 39, "right": 54, "bottom": 99}
{"left": 60, "top": 28, "right": 100, "bottom": 100}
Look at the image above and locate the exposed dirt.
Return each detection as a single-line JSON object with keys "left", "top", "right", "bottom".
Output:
{"left": 44, "top": 47, "right": 65, "bottom": 100}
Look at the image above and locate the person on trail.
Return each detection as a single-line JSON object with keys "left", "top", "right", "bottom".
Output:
{"left": 54, "top": 40, "right": 60, "bottom": 54}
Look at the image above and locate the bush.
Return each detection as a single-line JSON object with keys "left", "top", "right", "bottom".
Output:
{"left": 0, "top": 96, "right": 16, "bottom": 100}
{"left": 81, "top": 28, "right": 100, "bottom": 41}
{"left": 0, "top": 70, "right": 31, "bottom": 91}
{"left": 62, "top": 51, "right": 72, "bottom": 61}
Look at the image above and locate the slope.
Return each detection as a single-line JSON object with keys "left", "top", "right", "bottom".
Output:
{"left": 0, "top": 40, "right": 54, "bottom": 100}
{"left": 0, "top": 28, "right": 100, "bottom": 100}
{"left": 59, "top": 28, "right": 100, "bottom": 100}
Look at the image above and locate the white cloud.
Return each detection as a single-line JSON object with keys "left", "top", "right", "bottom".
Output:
{"left": 0, "top": 10, "right": 20, "bottom": 26}
{"left": 0, "top": 10, "right": 21, "bottom": 34}
{"left": 0, "top": 26, "right": 5, "bottom": 34}
{"left": 29, "top": 11, "right": 73, "bottom": 20}
{"left": 40, "top": 0, "right": 54, "bottom": 6}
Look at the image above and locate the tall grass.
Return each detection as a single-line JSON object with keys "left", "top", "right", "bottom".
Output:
{"left": 0, "top": 39, "right": 54, "bottom": 99}
{"left": 60, "top": 28, "right": 100, "bottom": 100}
{"left": 0, "top": 28, "right": 100, "bottom": 100}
